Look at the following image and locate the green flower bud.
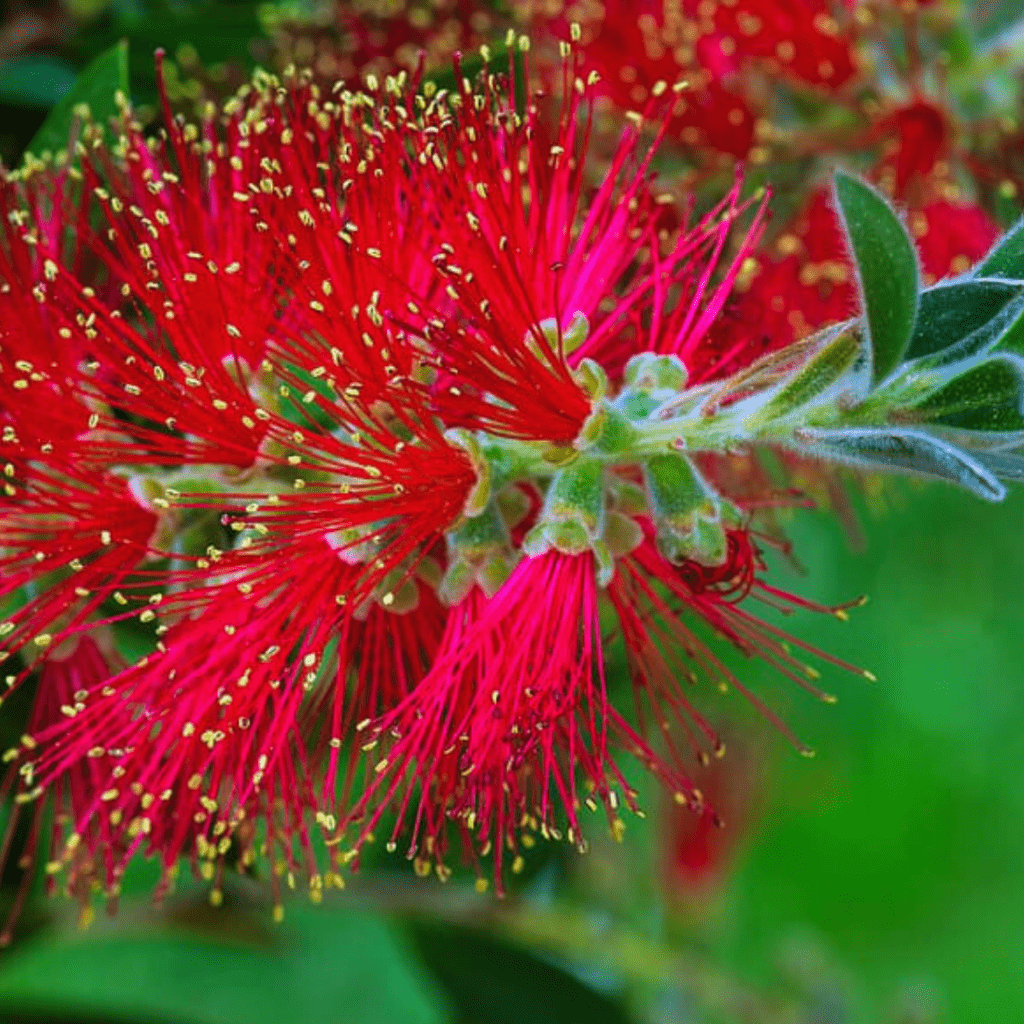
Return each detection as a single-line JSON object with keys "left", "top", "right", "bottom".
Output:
{"left": 643, "top": 452, "right": 740, "bottom": 567}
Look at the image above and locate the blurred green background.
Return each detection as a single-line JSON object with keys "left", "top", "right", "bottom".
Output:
{"left": 3, "top": 1, "right": 1024, "bottom": 1021}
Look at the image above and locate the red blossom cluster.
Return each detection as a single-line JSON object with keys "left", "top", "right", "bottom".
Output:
{"left": 271, "top": 1, "right": 1017, "bottom": 349}
{"left": 2, "top": 0, "right": 1022, "bottom": 927}
{"left": 0, "top": 49, "right": 874, "bottom": 926}
{"left": 529, "top": 2, "right": 1006, "bottom": 349}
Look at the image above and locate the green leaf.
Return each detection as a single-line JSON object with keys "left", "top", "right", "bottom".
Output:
{"left": 0, "top": 55, "right": 79, "bottom": 109}
{"left": 906, "top": 279, "right": 1024, "bottom": 360}
{"left": 410, "top": 923, "right": 636, "bottom": 1024}
{"left": 26, "top": 40, "right": 128, "bottom": 157}
{"left": 973, "top": 0, "right": 1024, "bottom": 43}
{"left": 975, "top": 213, "right": 1024, "bottom": 280}
{"left": 974, "top": 450, "right": 1024, "bottom": 479}
{"left": 990, "top": 297, "right": 1024, "bottom": 355}
{"left": 913, "top": 357, "right": 1024, "bottom": 432}
{"left": 834, "top": 172, "right": 920, "bottom": 385}
{"left": 0, "top": 898, "right": 445, "bottom": 1024}
{"left": 798, "top": 426, "right": 1005, "bottom": 501}
{"left": 747, "top": 326, "right": 863, "bottom": 425}
{"left": 73, "top": 2, "right": 266, "bottom": 109}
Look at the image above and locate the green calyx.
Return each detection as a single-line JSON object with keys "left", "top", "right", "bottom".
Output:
{"left": 642, "top": 453, "right": 742, "bottom": 567}
{"left": 522, "top": 459, "right": 618, "bottom": 585}
{"left": 516, "top": 446, "right": 744, "bottom": 586}
{"left": 534, "top": 311, "right": 590, "bottom": 358}
{"left": 439, "top": 503, "right": 519, "bottom": 605}
{"left": 623, "top": 352, "right": 689, "bottom": 394}
{"left": 445, "top": 428, "right": 493, "bottom": 518}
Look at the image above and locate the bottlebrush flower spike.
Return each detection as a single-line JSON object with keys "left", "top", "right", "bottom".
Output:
{"left": 350, "top": 531, "right": 861, "bottom": 890}
{"left": 350, "top": 557, "right": 618, "bottom": 887}
{"left": 2, "top": 45, "right": 1023, "bottom": 923}
{"left": 271, "top": 0, "right": 497, "bottom": 83}
{"left": 0, "top": 634, "right": 122, "bottom": 941}
{"left": 537, "top": 2, "right": 757, "bottom": 158}
{"left": 530, "top": 0, "right": 862, "bottom": 159}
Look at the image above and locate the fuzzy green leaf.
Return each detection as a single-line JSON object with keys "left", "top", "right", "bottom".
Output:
{"left": 748, "top": 326, "right": 863, "bottom": 424}
{"left": 975, "top": 213, "right": 1024, "bottom": 280}
{"left": 970, "top": 448, "right": 1024, "bottom": 479}
{"left": 799, "top": 426, "right": 1005, "bottom": 501}
{"left": 975, "top": 450, "right": 1024, "bottom": 479}
{"left": 27, "top": 40, "right": 128, "bottom": 157}
{"left": 834, "top": 172, "right": 920, "bottom": 385}
{"left": 907, "top": 279, "right": 1024, "bottom": 360}
{"left": 913, "top": 357, "right": 1024, "bottom": 432}
{"left": 904, "top": 291, "right": 1024, "bottom": 372}
{"left": 989, "top": 292, "right": 1024, "bottom": 355}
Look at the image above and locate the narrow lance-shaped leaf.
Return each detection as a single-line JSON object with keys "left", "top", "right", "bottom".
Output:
{"left": 27, "top": 39, "right": 129, "bottom": 157}
{"left": 989, "top": 291, "right": 1024, "bottom": 355}
{"left": 834, "top": 172, "right": 920, "bottom": 386}
{"left": 975, "top": 210, "right": 1024, "bottom": 280}
{"left": 912, "top": 356, "right": 1024, "bottom": 432}
{"left": 746, "top": 326, "right": 863, "bottom": 426}
{"left": 974, "top": 450, "right": 1024, "bottom": 480}
{"left": 906, "top": 278, "right": 1023, "bottom": 360}
{"left": 795, "top": 426, "right": 1006, "bottom": 501}
{"left": 908, "top": 291, "right": 1024, "bottom": 369}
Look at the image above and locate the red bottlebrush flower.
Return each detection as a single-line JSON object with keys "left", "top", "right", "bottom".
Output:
{"left": 873, "top": 98, "right": 955, "bottom": 199}
{"left": 14, "top": 549, "right": 449, "bottom": 908}
{"left": 0, "top": 64, "right": 483, "bottom": 916}
{"left": 0, "top": 634, "right": 122, "bottom": 940}
{"left": 554, "top": 1, "right": 758, "bottom": 158}
{"left": 533, "top": 0, "right": 861, "bottom": 159}
{"left": 350, "top": 556, "right": 616, "bottom": 887}
{"left": 660, "top": 739, "right": 760, "bottom": 901}
{"left": 349, "top": 527, "right": 860, "bottom": 890}
{"left": 708, "top": 0, "right": 860, "bottom": 90}
{"left": 16, "top": 543, "right": 352, "bottom": 899}
{"left": 707, "top": 187, "right": 857, "bottom": 359}
{"left": 909, "top": 197, "right": 1000, "bottom": 283}
{"left": 0, "top": 50, "right": 877, "bottom": 917}
{"left": 269, "top": 0, "right": 497, "bottom": 85}
{"left": 331, "top": 0, "right": 496, "bottom": 77}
